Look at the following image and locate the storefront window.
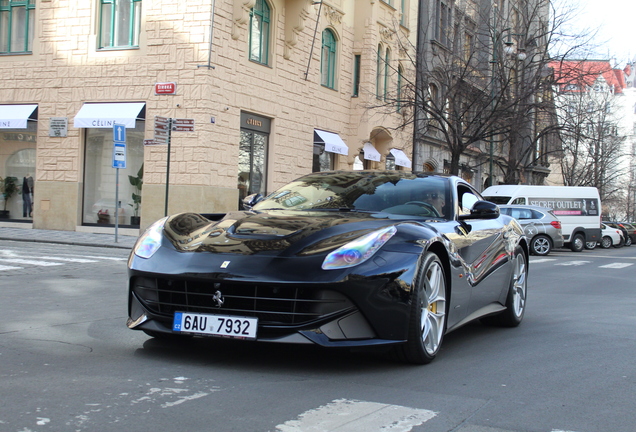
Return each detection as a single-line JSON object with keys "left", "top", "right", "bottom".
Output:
{"left": 238, "top": 112, "right": 270, "bottom": 207}
{"left": 312, "top": 144, "right": 334, "bottom": 172}
{"left": 82, "top": 122, "right": 144, "bottom": 226}
{"left": 0, "top": 121, "right": 36, "bottom": 221}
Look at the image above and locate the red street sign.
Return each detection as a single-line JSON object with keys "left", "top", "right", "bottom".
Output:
{"left": 144, "top": 139, "right": 160, "bottom": 146}
{"left": 172, "top": 125, "right": 194, "bottom": 132}
{"left": 155, "top": 82, "right": 177, "bottom": 95}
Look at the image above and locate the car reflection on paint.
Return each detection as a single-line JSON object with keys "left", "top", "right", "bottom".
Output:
{"left": 127, "top": 171, "right": 529, "bottom": 364}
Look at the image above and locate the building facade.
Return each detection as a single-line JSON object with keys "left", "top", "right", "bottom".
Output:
{"left": 0, "top": 0, "right": 417, "bottom": 233}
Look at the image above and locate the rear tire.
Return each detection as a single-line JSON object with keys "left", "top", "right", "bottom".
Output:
{"left": 481, "top": 246, "right": 527, "bottom": 327}
{"left": 625, "top": 236, "right": 632, "bottom": 246}
{"left": 569, "top": 233, "right": 584, "bottom": 252}
{"left": 585, "top": 241, "right": 597, "bottom": 250}
{"left": 395, "top": 252, "right": 447, "bottom": 365}
{"left": 530, "top": 235, "right": 552, "bottom": 256}
{"left": 601, "top": 236, "right": 612, "bottom": 249}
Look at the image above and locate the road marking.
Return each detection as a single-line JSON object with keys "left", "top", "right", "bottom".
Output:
{"left": 75, "top": 255, "right": 127, "bottom": 261}
{"left": 554, "top": 261, "right": 590, "bottom": 266}
{"left": 275, "top": 399, "right": 436, "bottom": 432}
{"left": 530, "top": 258, "right": 557, "bottom": 263}
{"left": 599, "top": 263, "right": 634, "bottom": 269}
{"left": 37, "top": 256, "right": 99, "bottom": 263}
{"left": 0, "top": 258, "right": 63, "bottom": 266}
{"left": 0, "top": 264, "right": 23, "bottom": 271}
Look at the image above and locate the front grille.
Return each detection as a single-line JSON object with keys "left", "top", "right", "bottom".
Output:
{"left": 132, "top": 276, "right": 354, "bottom": 326}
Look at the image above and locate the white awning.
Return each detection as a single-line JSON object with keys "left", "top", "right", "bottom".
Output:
{"left": 314, "top": 129, "right": 349, "bottom": 156}
{"left": 362, "top": 142, "right": 381, "bottom": 162}
{"left": 0, "top": 104, "right": 38, "bottom": 129}
{"left": 74, "top": 102, "right": 146, "bottom": 129}
{"left": 390, "top": 149, "right": 412, "bottom": 168}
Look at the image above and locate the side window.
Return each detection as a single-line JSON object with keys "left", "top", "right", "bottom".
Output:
{"left": 512, "top": 197, "right": 526, "bottom": 205}
{"left": 0, "top": 0, "right": 35, "bottom": 54}
{"left": 249, "top": 0, "right": 270, "bottom": 65}
{"left": 457, "top": 185, "right": 480, "bottom": 215}
{"left": 99, "top": 0, "right": 142, "bottom": 49}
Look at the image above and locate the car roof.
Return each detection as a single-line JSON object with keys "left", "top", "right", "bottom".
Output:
{"left": 498, "top": 204, "right": 554, "bottom": 212}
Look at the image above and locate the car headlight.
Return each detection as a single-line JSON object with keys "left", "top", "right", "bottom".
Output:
{"left": 133, "top": 217, "right": 168, "bottom": 259}
{"left": 322, "top": 226, "right": 397, "bottom": 270}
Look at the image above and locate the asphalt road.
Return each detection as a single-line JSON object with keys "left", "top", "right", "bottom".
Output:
{"left": 0, "top": 240, "right": 635, "bottom": 432}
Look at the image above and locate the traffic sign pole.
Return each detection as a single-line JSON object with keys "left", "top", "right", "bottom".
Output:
{"left": 113, "top": 123, "right": 127, "bottom": 243}
{"left": 165, "top": 118, "right": 172, "bottom": 216}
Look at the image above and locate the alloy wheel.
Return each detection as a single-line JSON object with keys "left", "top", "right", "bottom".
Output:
{"left": 420, "top": 260, "right": 446, "bottom": 355}
{"left": 511, "top": 252, "right": 527, "bottom": 318}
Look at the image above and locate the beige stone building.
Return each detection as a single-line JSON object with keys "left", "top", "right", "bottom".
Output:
{"left": 0, "top": 0, "right": 417, "bottom": 233}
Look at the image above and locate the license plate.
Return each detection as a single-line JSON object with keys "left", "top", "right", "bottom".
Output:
{"left": 173, "top": 312, "right": 258, "bottom": 340}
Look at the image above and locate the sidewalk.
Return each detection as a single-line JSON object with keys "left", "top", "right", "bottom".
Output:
{"left": 0, "top": 226, "right": 138, "bottom": 250}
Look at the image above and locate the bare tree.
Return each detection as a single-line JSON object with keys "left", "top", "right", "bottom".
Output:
{"left": 370, "top": 0, "right": 607, "bottom": 188}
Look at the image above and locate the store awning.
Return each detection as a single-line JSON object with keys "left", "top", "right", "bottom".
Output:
{"left": 362, "top": 142, "right": 381, "bottom": 162}
{"left": 74, "top": 102, "right": 146, "bottom": 129}
{"left": 314, "top": 129, "right": 349, "bottom": 156}
{"left": 390, "top": 149, "right": 412, "bottom": 168}
{"left": 0, "top": 104, "right": 38, "bottom": 129}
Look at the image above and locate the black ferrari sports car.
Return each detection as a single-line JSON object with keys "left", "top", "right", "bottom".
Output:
{"left": 127, "top": 171, "right": 529, "bottom": 364}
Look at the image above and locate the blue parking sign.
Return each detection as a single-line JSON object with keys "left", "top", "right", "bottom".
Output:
{"left": 113, "top": 142, "right": 126, "bottom": 169}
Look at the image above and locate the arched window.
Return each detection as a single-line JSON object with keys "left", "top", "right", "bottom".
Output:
{"left": 384, "top": 47, "right": 391, "bottom": 101}
{"left": 321, "top": 29, "right": 337, "bottom": 89}
{"left": 249, "top": 0, "right": 271, "bottom": 65}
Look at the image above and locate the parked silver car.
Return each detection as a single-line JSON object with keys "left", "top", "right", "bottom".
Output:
{"left": 499, "top": 205, "right": 565, "bottom": 256}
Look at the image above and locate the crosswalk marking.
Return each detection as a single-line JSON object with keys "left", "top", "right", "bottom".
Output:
{"left": 0, "top": 249, "right": 127, "bottom": 272}
{"left": 276, "top": 399, "right": 436, "bottom": 432}
{"left": 38, "top": 256, "right": 99, "bottom": 263}
{"left": 554, "top": 260, "right": 590, "bottom": 266}
{"left": 530, "top": 258, "right": 557, "bottom": 263}
{"left": 599, "top": 262, "right": 634, "bottom": 269}
{"left": 0, "top": 258, "right": 63, "bottom": 266}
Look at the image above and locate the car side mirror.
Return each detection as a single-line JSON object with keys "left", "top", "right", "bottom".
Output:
{"left": 458, "top": 200, "right": 500, "bottom": 221}
{"left": 242, "top": 193, "right": 263, "bottom": 210}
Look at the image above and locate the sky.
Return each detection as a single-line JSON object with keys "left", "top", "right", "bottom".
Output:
{"left": 559, "top": 0, "right": 636, "bottom": 66}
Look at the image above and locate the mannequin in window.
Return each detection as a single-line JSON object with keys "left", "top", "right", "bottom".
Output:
{"left": 22, "top": 174, "right": 34, "bottom": 218}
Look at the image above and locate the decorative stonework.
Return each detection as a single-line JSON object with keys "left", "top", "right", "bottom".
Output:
{"left": 379, "top": 26, "right": 395, "bottom": 43}
{"left": 323, "top": 4, "right": 344, "bottom": 26}
{"left": 284, "top": 0, "right": 313, "bottom": 59}
{"left": 232, "top": 0, "right": 256, "bottom": 40}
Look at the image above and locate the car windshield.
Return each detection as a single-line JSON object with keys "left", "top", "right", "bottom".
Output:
{"left": 253, "top": 171, "right": 451, "bottom": 219}
{"left": 483, "top": 196, "right": 511, "bottom": 205}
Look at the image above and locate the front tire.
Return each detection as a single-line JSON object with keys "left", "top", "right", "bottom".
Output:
{"left": 530, "top": 235, "right": 552, "bottom": 256}
{"left": 570, "top": 233, "right": 585, "bottom": 252}
{"left": 601, "top": 236, "right": 613, "bottom": 249}
{"left": 625, "top": 236, "right": 632, "bottom": 246}
{"left": 396, "top": 252, "right": 447, "bottom": 365}
{"left": 585, "top": 241, "right": 597, "bottom": 250}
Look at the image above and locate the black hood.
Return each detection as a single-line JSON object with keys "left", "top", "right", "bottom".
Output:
{"left": 163, "top": 210, "right": 396, "bottom": 256}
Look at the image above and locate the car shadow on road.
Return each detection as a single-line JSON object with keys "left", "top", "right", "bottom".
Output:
{"left": 132, "top": 321, "right": 505, "bottom": 372}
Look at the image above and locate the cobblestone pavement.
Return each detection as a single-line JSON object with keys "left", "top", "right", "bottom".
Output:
{"left": 0, "top": 226, "right": 138, "bottom": 250}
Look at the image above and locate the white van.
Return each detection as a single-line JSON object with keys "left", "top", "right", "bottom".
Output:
{"left": 482, "top": 185, "right": 602, "bottom": 252}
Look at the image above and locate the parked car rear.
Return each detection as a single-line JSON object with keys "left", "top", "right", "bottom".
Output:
{"left": 604, "top": 222, "right": 634, "bottom": 246}
{"left": 499, "top": 205, "right": 564, "bottom": 256}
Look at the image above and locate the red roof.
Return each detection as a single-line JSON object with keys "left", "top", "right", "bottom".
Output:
{"left": 550, "top": 60, "right": 626, "bottom": 94}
